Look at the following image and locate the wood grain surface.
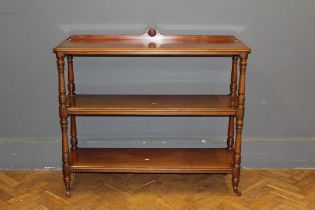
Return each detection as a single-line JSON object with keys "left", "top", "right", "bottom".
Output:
{"left": 53, "top": 27, "right": 250, "bottom": 56}
{"left": 1, "top": 169, "right": 315, "bottom": 209}
{"left": 70, "top": 148, "right": 233, "bottom": 173}
{"left": 67, "top": 95, "right": 238, "bottom": 116}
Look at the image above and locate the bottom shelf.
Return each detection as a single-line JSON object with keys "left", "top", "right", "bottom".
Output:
{"left": 70, "top": 148, "right": 234, "bottom": 173}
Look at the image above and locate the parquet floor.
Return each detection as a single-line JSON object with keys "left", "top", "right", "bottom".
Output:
{"left": 0, "top": 170, "right": 315, "bottom": 209}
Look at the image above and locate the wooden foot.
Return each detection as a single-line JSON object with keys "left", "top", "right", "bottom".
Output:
{"left": 63, "top": 172, "right": 71, "bottom": 197}
{"left": 65, "top": 178, "right": 71, "bottom": 197}
{"left": 232, "top": 174, "right": 240, "bottom": 196}
{"left": 65, "top": 190, "right": 70, "bottom": 197}
{"left": 233, "top": 188, "right": 242, "bottom": 197}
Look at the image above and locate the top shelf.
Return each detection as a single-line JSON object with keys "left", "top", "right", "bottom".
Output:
{"left": 54, "top": 27, "right": 251, "bottom": 56}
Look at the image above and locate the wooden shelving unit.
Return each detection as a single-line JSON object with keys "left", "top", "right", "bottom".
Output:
{"left": 53, "top": 27, "right": 250, "bottom": 196}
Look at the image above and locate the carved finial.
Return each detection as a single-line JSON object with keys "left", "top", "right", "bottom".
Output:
{"left": 147, "top": 27, "right": 157, "bottom": 37}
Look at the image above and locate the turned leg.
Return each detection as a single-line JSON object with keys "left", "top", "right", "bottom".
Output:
{"left": 232, "top": 54, "right": 247, "bottom": 196}
{"left": 233, "top": 115, "right": 243, "bottom": 196}
{"left": 227, "top": 56, "right": 238, "bottom": 150}
{"left": 70, "top": 117, "right": 78, "bottom": 150}
{"left": 227, "top": 116, "right": 235, "bottom": 150}
{"left": 57, "top": 54, "right": 71, "bottom": 196}
{"left": 67, "top": 56, "right": 78, "bottom": 150}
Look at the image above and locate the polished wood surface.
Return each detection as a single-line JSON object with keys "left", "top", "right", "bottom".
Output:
{"left": 53, "top": 27, "right": 250, "bottom": 196}
{"left": 56, "top": 54, "right": 71, "bottom": 196}
{"left": 233, "top": 54, "right": 248, "bottom": 196}
{"left": 67, "top": 95, "right": 238, "bottom": 116}
{"left": 53, "top": 27, "right": 250, "bottom": 56}
{"left": 227, "top": 56, "right": 238, "bottom": 150}
{"left": 1, "top": 170, "right": 315, "bottom": 209}
{"left": 67, "top": 56, "right": 78, "bottom": 151}
{"left": 70, "top": 148, "right": 233, "bottom": 173}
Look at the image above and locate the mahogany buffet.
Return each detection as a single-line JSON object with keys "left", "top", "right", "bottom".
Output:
{"left": 53, "top": 27, "right": 251, "bottom": 196}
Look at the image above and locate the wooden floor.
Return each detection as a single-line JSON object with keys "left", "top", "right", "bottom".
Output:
{"left": 0, "top": 170, "right": 315, "bottom": 209}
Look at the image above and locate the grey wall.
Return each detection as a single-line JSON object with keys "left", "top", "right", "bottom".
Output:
{"left": 0, "top": 0, "right": 315, "bottom": 168}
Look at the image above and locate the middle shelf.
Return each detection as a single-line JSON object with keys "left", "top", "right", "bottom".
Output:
{"left": 67, "top": 95, "right": 238, "bottom": 116}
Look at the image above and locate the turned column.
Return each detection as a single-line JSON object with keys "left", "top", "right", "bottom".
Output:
{"left": 67, "top": 56, "right": 78, "bottom": 150}
{"left": 232, "top": 54, "right": 248, "bottom": 196}
{"left": 57, "top": 54, "right": 71, "bottom": 196}
{"left": 227, "top": 56, "right": 238, "bottom": 150}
